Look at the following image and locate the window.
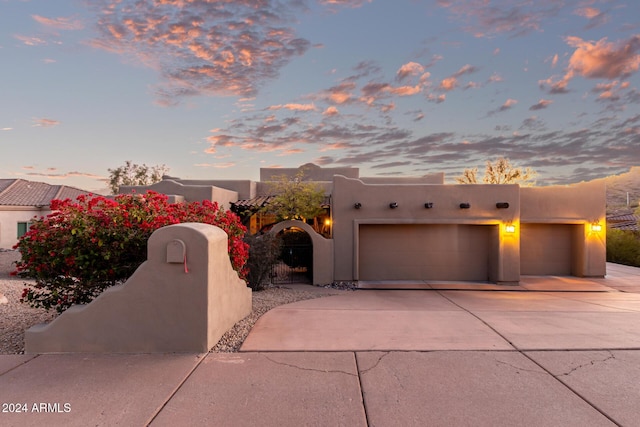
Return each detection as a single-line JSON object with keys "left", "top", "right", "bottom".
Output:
{"left": 17, "top": 222, "right": 32, "bottom": 238}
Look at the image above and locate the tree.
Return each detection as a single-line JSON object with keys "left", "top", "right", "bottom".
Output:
{"left": 456, "top": 157, "right": 536, "bottom": 185}
{"left": 107, "top": 161, "right": 169, "bottom": 194}
{"left": 262, "top": 170, "right": 326, "bottom": 222}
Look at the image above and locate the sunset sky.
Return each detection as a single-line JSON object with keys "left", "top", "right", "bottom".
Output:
{"left": 2, "top": 0, "right": 640, "bottom": 192}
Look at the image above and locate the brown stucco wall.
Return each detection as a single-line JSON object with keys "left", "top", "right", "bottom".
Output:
{"left": 332, "top": 175, "right": 521, "bottom": 283}
{"left": 520, "top": 181, "right": 606, "bottom": 277}
{"left": 119, "top": 180, "right": 239, "bottom": 209}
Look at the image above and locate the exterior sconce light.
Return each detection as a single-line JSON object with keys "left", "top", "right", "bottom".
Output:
{"left": 389, "top": 202, "right": 398, "bottom": 209}
{"left": 354, "top": 202, "right": 362, "bottom": 209}
{"left": 496, "top": 202, "right": 510, "bottom": 209}
{"left": 505, "top": 224, "right": 516, "bottom": 233}
{"left": 591, "top": 222, "right": 602, "bottom": 232}
{"left": 424, "top": 202, "right": 433, "bottom": 209}
{"left": 459, "top": 202, "right": 471, "bottom": 209}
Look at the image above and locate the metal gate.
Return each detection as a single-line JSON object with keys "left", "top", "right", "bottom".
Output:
{"left": 271, "top": 233, "right": 313, "bottom": 284}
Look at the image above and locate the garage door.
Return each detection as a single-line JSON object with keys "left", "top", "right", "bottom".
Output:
{"left": 520, "top": 224, "right": 573, "bottom": 275}
{"left": 358, "top": 224, "right": 493, "bottom": 281}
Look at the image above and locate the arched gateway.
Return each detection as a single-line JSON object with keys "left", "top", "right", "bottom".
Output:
{"left": 269, "top": 220, "right": 334, "bottom": 286}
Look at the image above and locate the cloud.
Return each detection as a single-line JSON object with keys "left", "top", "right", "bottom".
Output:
{"left": 323, "top": 106, "right": 339, "bottom": 116}
{"left": 541, "top": 35, "right": 640, "bottom": 94}
{"left": 437, "top": 64, "right": 478, "bottom": 92}
{"left": 90, "top": 0, "right": 312, "bottom": 104}
{"left": 195, "top": 162, "right": 236, "bottom": 168}
{"left": 318, "top": 0, "right": 371, "bottom": 7}
{"left": 565, "top": 35, "right": 640, "bottom": 80}
{"left": 13, "top": 34, "right": 47, "bottom": 46}
{"left": 396, "top": 62, "right": 425, "bottom": 81}
{"left": 436, "top": 0, "right": 560, "bottom": 38}
{"left": 268, "top": 103, "right": 317, "bottom": 112}
{"left": 32, "top": 15, "right": 84, "bottom": 30}
{"left": 32, "top": 118, "right": 60, "bottom": 127}
{"left": 371, "top": 161, "right": 412, "bottom": 169}
{"left": 439, "top": 76, "right": 458, "bottom": 91}
{"left": 24, "top": 171, "right": 104, "bottom": 180}
{"left": 500, "top": 98, "right": 518, "bottom": 110}
{"left": 573, "top": 6, "right": 609, "bottom": 29}
{"left": 318, "top": 81, "right": 356, "bottom": 104}
{"left": 529, "top": 99, "right": 553, "bottom": 110}
{"left": 1, "top": 127, "right": 12, "bottom": 131}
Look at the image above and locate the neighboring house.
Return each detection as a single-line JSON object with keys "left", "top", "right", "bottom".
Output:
{"left": 0, "top": 179, "right": 92, "bottom": 249}
{"left": 607, "top": 210, "right": 639, "bottom": 231}
{"left": 121, "top": 163, "right": 606, "bottom": 286}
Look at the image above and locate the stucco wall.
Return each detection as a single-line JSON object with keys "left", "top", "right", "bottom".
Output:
{"left": 0, "top": 207, "right": 50, "bottom": 249}
{"left": 120, "top": 180, "right": 239, "bottom": 209}
{"left": 359, "top": 172, "right": 445, "bottom": 185}
{"left": 25, "top": 223, "right": 252, "bottom": 353}
{"left": 269, "top": 220, "right": 334, "bottom": 285}
{"left": 332, "top": 175, "right": 520, "bottom": 283}
{"left": 520, "top": 181, "right": 606, "bottom": 277}
{"left": 168, "top": 179, "right": 256, "bottom": 200}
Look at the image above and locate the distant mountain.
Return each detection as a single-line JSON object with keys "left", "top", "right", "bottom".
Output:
{"left": 592, "top": 166, "right": 640, "bottom": 211}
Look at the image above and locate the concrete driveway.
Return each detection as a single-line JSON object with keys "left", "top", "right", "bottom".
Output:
{"left": 1, "top": 263, "right": 639, "bottom": 426}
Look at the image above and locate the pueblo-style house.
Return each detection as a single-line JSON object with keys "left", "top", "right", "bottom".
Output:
{"left": 119, "top": 163, "right": 606, "bottom": 287}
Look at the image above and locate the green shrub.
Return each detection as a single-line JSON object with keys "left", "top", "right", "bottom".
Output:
{"left": 13, "top": 192, "right": 248, "bottom": 312}
{"left": 244, "top": 233, "right": 282, "bottom": 291}
{"left": 606, "top": 228, "right": 640, "bottom": 267}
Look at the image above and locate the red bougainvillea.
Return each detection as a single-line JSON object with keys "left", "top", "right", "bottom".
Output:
{"left": 13, "top": 191, "right": 248, "bottom": 312}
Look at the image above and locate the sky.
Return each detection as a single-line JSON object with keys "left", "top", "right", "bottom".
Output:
{"left": 1, "top": 0, "right": 640, "bottom": 193}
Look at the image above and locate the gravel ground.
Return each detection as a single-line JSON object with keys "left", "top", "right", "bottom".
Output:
{"left": 0, "top": 250, "right": 350, "bottom": 354}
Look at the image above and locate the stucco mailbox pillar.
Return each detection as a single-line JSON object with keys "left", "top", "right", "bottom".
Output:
{"left": 25, "top": 223, "right": 252, "bottom": 353}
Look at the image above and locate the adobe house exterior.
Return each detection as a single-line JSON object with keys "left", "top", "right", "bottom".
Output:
{"left": 120, "top": 163, "right": 606, "bottom": 286}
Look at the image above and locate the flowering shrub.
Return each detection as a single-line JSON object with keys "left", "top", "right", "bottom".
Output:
{"left": 13, "top": 191, "right": 248, "bottom": 312}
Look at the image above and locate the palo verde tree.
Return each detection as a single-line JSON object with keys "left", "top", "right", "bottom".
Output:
{"left": 107, "top": 160, "right": 170, "bottom": 194}
{"left": 456, "top": 157, "right": 536, "bottom": 186}
{"left": 262, "top": 169, "right": 326, "bottom": 223}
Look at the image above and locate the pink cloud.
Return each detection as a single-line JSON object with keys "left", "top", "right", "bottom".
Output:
{"left": 91, "top": 0, "right": 312, "bottom": 103}
{"left": 13, "top": 34, "right": 47, "bottom": 46}
{"left": 195, "top": 163, "right": 236, "bottom": 168}
{"left": 565, "top": 35, "right": 640, "bottom": 80}
{"left": 573, "top": 7, "right": 609, "bottom": 29}
{"left": 529, "top": 99, "right": 553, "bottom": 110}
{"left": 436, "top": 0, "right": 558, "bottom": 38}
{"left": 268, "top": 103, "right": 317, "bottom": 112}
{"left": 32, "top": 118, "right": 60, "bottom": 127}
{"left": 24, "top": 171, "right": 104, "bottom": 180}
{"left": 541, "top": 35, "right": 640, "bottom": 94}
{"left": 32, "top": 15, "right": 84, "bottom": 30}
{"left": 439, "top": 76, "right": 458, "bottom": 91}
{"left": 323, "top": 106, "right": 340, "bottom": 116}
{"left": 396, "top": 62, "right": 425, "bottom": 81}
{"left": 500, "top": 98, "right": 518, "bottom": 110}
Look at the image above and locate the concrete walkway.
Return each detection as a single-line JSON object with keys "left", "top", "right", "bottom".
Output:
{"left": 1, "top": 263, "right": 640, "bottom": 426}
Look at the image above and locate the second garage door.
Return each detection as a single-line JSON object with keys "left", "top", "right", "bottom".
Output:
{"left": 520, "top": 224, "right": 574, "bottom": 275}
